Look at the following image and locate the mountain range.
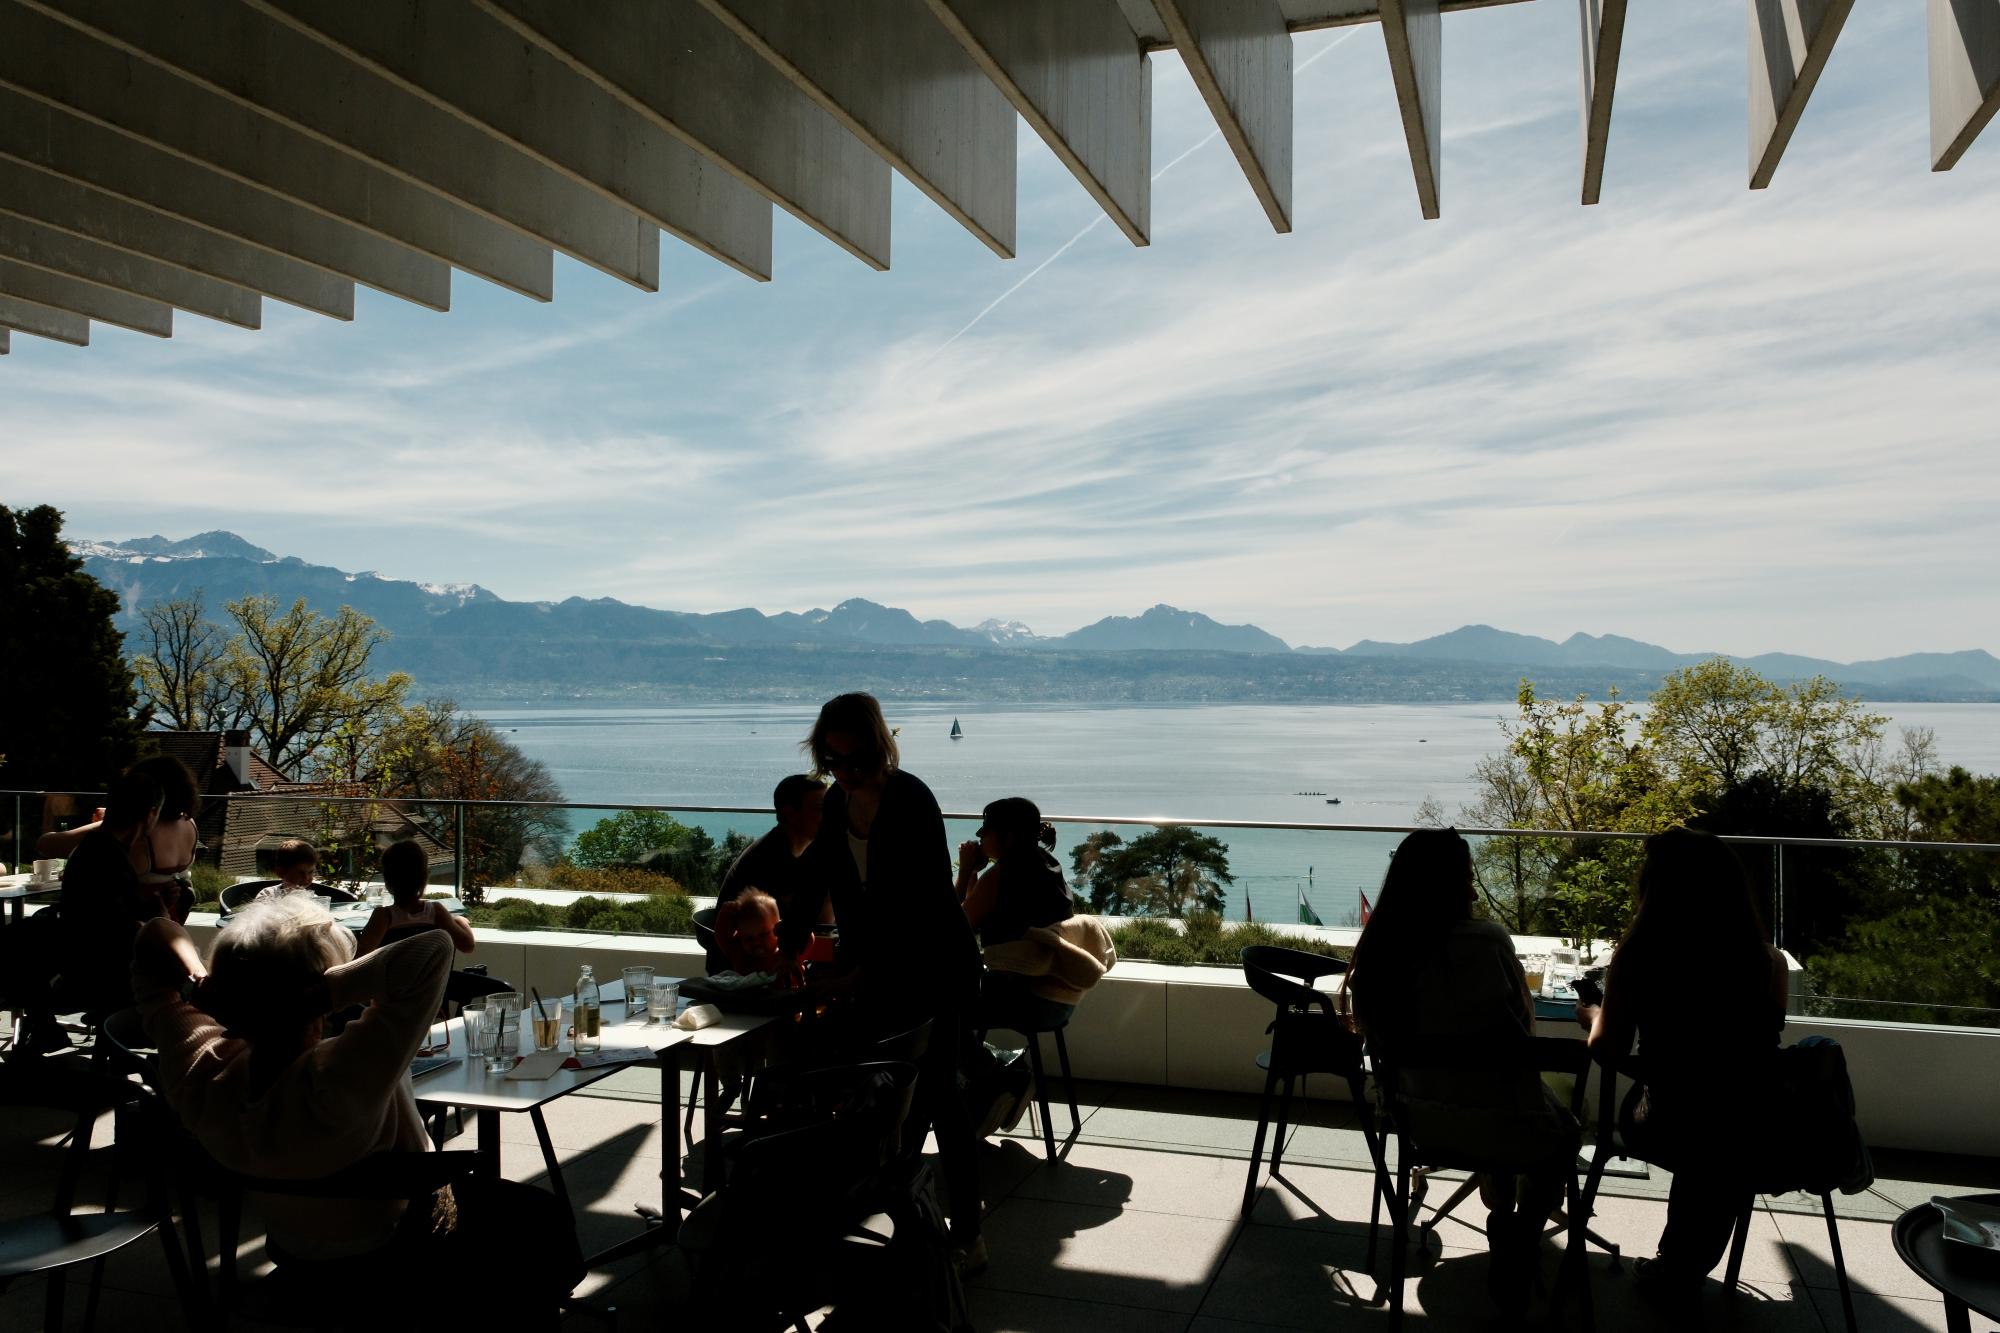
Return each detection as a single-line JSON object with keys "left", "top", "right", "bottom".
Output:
{"left": 73, "top": 533, "right": 2000, "bottom": 702}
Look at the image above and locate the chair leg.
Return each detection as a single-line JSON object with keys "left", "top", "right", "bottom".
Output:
{"left": 1052, "top": 1027, "right": 1080, "bottom": 1136}
{"left": 1576, "top": 1143, "right": 1620, "bottom": 1271}
{"left": 1722, "top": 1195, "right": 1754, "bottom": 1294}
{"left": 1352, "top": 1074, "right": 1389, "bottom": 1273}
{"left": 1558, "top": 1167, "right": 1595, "bottom": 1332}
{"left": 177, "top": 1180, "right": 208, "bottom": 1308}
{"left": 218, "top": 1189, "right": 242, "bottom": 1323}
{"left": 1024, "top": 1033, "right": 1055, "bottom": 1161}
{"left": 1242, "top": 1067, "right": 1280, "bottom": 1217}
{"left": 683, "top": 1066, "right": 699, "bottom": 1141}
{"left": 1389, "top": 1145, "right": 1412, "bottom": 1332}
{"left": 1269, "top": 1074, "right": 1296, "bottom": 1179}
{"left": 1821, "top": 1192, "right": 1857, "bottom": 1333}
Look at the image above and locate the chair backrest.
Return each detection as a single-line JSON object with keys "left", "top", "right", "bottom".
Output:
{"left": 219, "top": 880, "right": 280, "bottom": 913}
{"left": 1241, "top": 945, "right": 1348, "bottom": 1016}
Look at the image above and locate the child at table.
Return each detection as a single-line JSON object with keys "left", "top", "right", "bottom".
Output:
{"left": 356, "top": 839, "right": 473, "bottom": 958}
{"left": 254, "top": 839, "right": 322, "bottom": 901}
{"left": 714, "top": 887, "right": 787, "bottom": 978}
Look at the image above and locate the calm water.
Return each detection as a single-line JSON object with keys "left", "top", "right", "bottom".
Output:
{"left": 475, "top": 702, "right": 2000, "bottom": 925}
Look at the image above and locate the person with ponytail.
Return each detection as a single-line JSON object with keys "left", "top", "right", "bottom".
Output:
{"left": 955, "top": 796, "right": 1074, "bottom": 947}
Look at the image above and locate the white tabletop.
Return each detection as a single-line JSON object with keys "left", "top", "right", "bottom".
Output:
{"left": 409, "top": 1012, "right": 670, "bottom": 1112}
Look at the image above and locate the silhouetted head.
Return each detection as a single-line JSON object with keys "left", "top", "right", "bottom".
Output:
{"left": 204, "top": 893, "right": 353, "bottom": 1057}
{"left": 979, "top": 797, "right": 1057, "bottom": 859}
{"left": 130, "top": 753, "right": 201, "bottom": 821}
{"left": 380, "top": 839, "right": 430, "bottom": 905}
{"left": 805, "top": 693, "right": 898, "bottom": 788}
{"left": 1348, "top": 828, "right": 1475, "bottom": 1032}
{"left": 1624, "top": 826, "right": 1766, "bottom": 966}
{"left": 103, "top": 770, "right": 165, "bottom": 838}
{"left": 773, "top": 773, "right": 826, "bottom": 844}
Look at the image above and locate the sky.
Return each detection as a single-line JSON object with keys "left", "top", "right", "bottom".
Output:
{"left": 4, "top": 4, "right": 1998, "bottom": 661}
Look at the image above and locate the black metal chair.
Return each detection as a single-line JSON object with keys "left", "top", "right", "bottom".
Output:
{"left": 1374, "top": 1033, "right": 1596, "bottom": 1332}
{"left": 1577, "top": 1048, "right": 1859, "bottom": 1333}
{"left": 0, "top": 1056, "right": 203, "bottom": 1331}
{"left": 977, "top": 997, "right": 1079, "bottom": 1161}
{"left": 217, "top": 881, "right": 358, "bottom": 914}
{"left": 1238, "top": 945, "right": 1392, "bottom": 1259}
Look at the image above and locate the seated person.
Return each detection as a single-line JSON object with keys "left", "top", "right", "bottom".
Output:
{"left": 56, "top": 770, "right": 167, "bottom": 1011}
{"left": 718, "top": 774, "right": 832, "bottom": 958}
{"left": 1578, "top": 827, "right": 1788, "bottom": 1306}
{"left": 255, "top": 838, "right": 324, "bottom": 901}
{"left": 1347, "top": 828, "right": 1578, "bottom": 1317}
{"left": 957, "top": 797, "right": 1076, "bottom": 1031}
{"left": 131, "top": 901, "right": 582, "bottom": 1317}
{"left": 713, "top": 887, "right": 785, "bottom": 978}
{"left": 42, "top": 755, "right": 201, "bottom": 922}
{"left": 357, "top": 840, "right": 473, "bottom": 958}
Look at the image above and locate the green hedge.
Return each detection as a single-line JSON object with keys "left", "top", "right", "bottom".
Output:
{"left": 469, "top": 892, "right": 695, "bottom": 936}
{"left": 1108, "top": 912, "right": 1352, "bottom": 968}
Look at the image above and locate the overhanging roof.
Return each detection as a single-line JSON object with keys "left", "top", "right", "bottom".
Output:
{"left": 1, "top": 0, "right": 1995, "bottom": 356}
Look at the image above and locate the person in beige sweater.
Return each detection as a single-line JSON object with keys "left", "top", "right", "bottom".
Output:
{"left": 133, "top": 897, "right": 452, "bottom": 1261}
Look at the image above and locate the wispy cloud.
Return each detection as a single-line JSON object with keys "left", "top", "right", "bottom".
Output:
{"left": 4, "top": 3, "right": 1996, "bottom": 659}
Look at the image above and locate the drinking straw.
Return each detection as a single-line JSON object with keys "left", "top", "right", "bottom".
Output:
{"left": 531, "top": 987, "right": 550, "bottom": 1022}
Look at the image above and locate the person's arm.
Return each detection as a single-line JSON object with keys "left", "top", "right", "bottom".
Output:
{"left": 354, "top": 906, "right": 390, "bottom": 958}
{"left": 35, "top": 822, "right": 100, "bottom": 857}
{"left": 132, "top": 916, "right": 207, "bottom": 1001}
{"left": 962, "top": 864, "right": 1000, "bottom": 929}
{"left": 1581, "top": 957, "right": 1637, "bottom": 1059}
{"left": 315, "top": 931, "right": 453, "bottom": 1089}
{"left": 435, "top": 901, "right": 476, "bottom": 953}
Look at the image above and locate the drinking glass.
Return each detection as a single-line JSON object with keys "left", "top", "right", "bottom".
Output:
{"left": 622, "top": 966, "right": 655, "bottom": 1019}
{"left": 488, "top": 991, "right": 524, "bottom": 1059}
{"left": 463, "top": 1000, "right": 501, "bottom": 1071}
{"left": 648, "top": 981, "right": 680, "bottom": 1024}
{"left": 1520, "top": 954, "right": 1548, "bottom": 997}
{"left": 531, "top": 999, "right": 565, "bottom": 1052}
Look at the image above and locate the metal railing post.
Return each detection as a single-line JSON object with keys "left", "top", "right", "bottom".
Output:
{"left": 1772, "top": 843, "right": 1786, "bottom": 951}
{"left": 454, "top": 800, "right": 467, "bottom": 899}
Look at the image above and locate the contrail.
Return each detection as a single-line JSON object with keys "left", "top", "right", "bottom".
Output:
{"left": 921, "top": 26, "right": 1365, "bottom": 363}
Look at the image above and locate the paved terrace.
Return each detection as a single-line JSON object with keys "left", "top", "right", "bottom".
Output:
{"left": 4, "top": 1063, "right": 1995, "bottom": 1333}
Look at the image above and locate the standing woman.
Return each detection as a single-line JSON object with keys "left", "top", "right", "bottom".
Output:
{"left": 804, "top": 693, "right": 986, "bottom": 1269}
{"left": 1578, "top": 827, "right": 1788, "bottom": 1306}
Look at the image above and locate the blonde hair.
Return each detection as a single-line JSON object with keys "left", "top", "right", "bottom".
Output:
{"left": 803, "top": 692, "right": 899, "bottom": 783}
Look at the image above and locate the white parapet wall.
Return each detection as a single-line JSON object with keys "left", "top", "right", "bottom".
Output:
{"left": 176, "top": 917, "right": 1998, "bottom": 1159}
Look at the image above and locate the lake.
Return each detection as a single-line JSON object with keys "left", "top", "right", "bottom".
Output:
{"left": 474, "top": 701, "right": 2000, "bottom": 925}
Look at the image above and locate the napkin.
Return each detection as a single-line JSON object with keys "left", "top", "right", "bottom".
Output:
{"left": 505, "top": 1050, "right": 568, "bottom": 1081}
{"left": 673, "top": 1003, "right": 722, "bottom": 1031}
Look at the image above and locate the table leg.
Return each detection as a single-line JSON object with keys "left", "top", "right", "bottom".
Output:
{"left": 579, "top": 1047, "right": 683, "bottom": 1268}
{"left": 1944, "top": 1295, "right": 1970, "bottom": 1333}
{"left": 530, "top": 1106, "right": 573, "bottom": 1217}
{"left": 475, "top": 1108, "right": 502, "bottom": 1178}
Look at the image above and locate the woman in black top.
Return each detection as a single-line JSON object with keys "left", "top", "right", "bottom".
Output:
{"left": 803, "top": 693, "right": 985, "bottom": 1266}
{"left": 956, "top": 797, "right": 1073, "bottom": 947}
{"left": 1579, "top": 827, "right": 1788, "bottom": 1304}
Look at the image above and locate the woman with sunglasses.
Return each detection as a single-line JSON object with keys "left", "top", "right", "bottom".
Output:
{"left": 802, "top": 692, "right": 986, "bottom": 1271}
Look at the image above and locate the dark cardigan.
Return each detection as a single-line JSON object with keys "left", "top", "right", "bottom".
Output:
{"left": 811, "top": 768, "right": 982, "bottom": 1018}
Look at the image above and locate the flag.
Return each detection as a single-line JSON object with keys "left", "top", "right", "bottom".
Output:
{"left": 1358, "top": 890, "right": 1373, "bottom": 927}
{"left": 1298, "top": 883, "right": 1324, "bottom": 927}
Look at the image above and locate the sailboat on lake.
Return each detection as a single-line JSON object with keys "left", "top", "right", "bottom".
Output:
{"left": 949, "top": 718, "right": 963, "bottom": 741}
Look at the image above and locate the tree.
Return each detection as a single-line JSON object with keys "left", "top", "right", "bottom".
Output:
{"left": 1451, "top": 751, "right": 1563, "bottom": 934}
{"left": 573, "top": 810, "right": 706, "bottom": 869}
{"left": 132, "top": 592, "right": 411, "bottom": 776}
{"left": 221, "top": 595, "right": 411, "bottom": 775}
{"left": 1069, "top": 825, "right": 1234, "bottom": 918}
{"left": 0, "top": 505, "right": 145, "bottom": 799}
{"left": 132, "top": 592, "right": 235, "bottom": 731}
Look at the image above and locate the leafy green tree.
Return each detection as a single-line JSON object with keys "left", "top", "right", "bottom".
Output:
{"left": 573, "top": 809, "right": 704, "bottom": 869}
{"left": 0, "top": 505, "right": 144, "bottom": 801}
{"left": 1069, "top": 825, "right": 1233, "bottom": 918}
{"left": 221, "top": 595, "right": 410, "bottom": 775}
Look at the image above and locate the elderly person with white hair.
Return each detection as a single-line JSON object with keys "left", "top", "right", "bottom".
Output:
{"left": 133, "top": 896, "right": 454, "bottom": 1259}
{"left": 132, "top": 898, "right": 583, "bottom": 1320}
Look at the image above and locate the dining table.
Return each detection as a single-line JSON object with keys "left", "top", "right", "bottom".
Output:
{"left": 411, "top": 978, "right": 781, "bottom": 1264}
{"left": 0, "top": 873, "right": 61, "bottom": 926}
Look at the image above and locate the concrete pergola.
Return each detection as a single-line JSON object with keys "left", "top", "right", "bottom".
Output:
{"left": 1, "top": 0, "right": 1996, "bottom": 355}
